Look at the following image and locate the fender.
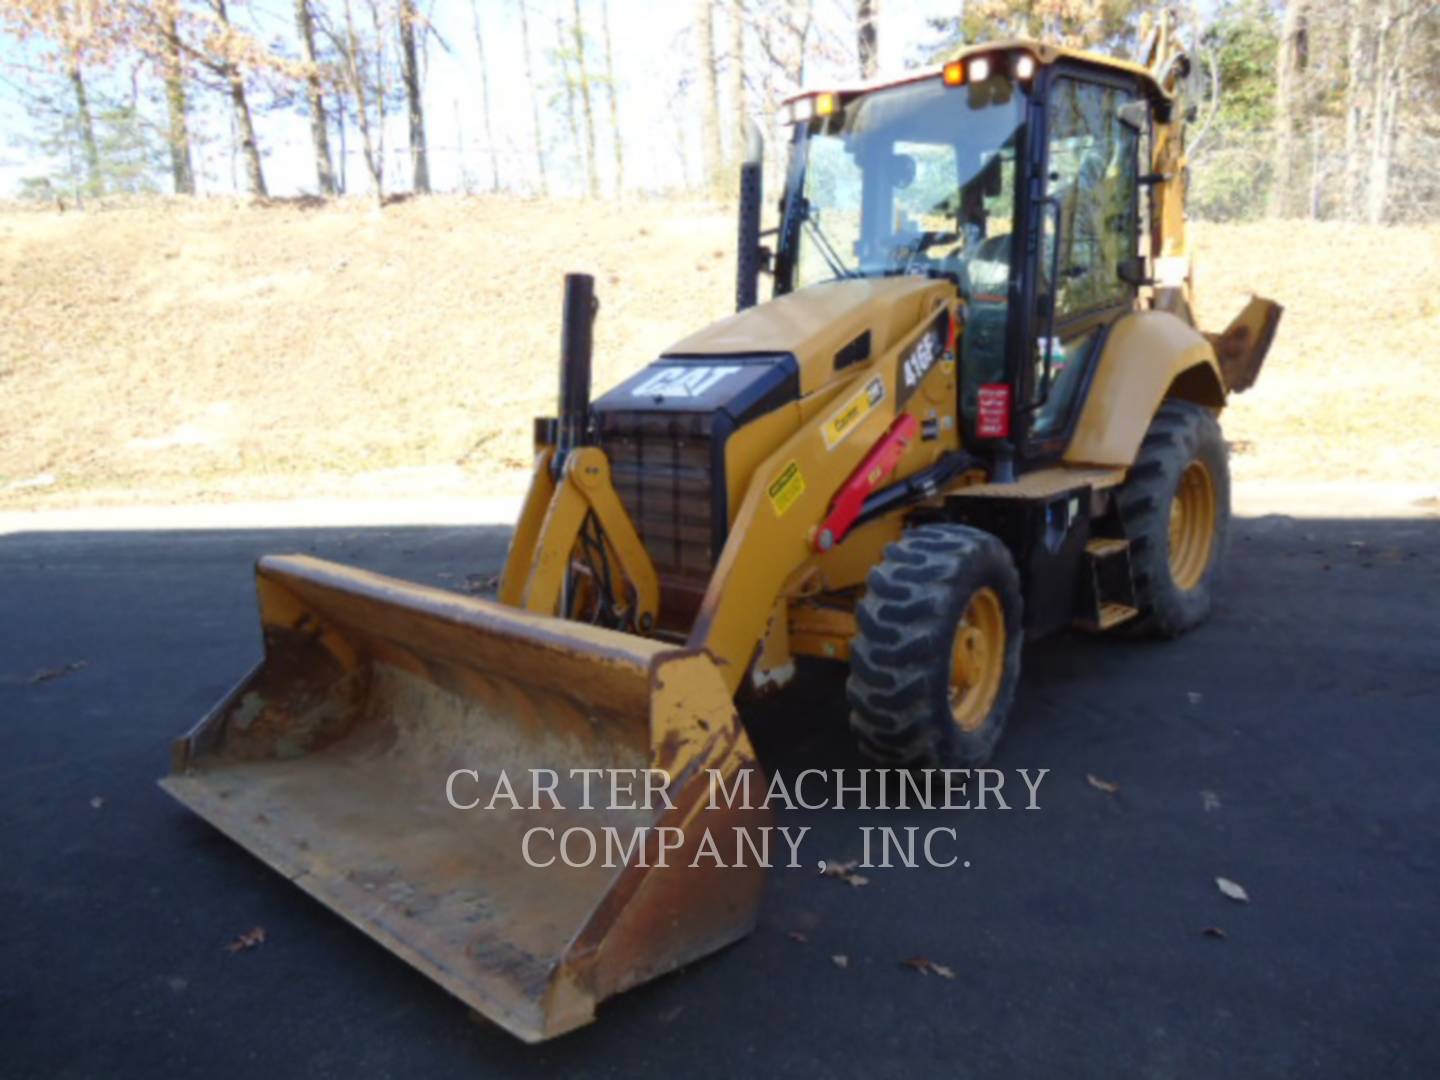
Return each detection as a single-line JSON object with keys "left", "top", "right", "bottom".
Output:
{"left": 1064, "top": 310, "right": 1225, "bottom": 468}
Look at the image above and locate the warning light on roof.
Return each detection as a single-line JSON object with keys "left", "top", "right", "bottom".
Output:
{"left": 1013, "top": 54, "right": 1036, "bottom": 80}
{"left": 815, "top": 92, "right": 838, "bottom": 117}
{"left": 942, "top": 60, "right": 965, "bottom": 86}
{"left": 968, "top": 56, "right": 991, "bottom": 83}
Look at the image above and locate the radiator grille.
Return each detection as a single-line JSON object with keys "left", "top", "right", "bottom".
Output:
{"left": 597, "top": 411, "right": 719, "bottom": 628}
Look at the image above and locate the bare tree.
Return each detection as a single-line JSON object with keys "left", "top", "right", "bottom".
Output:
{"left": 730, "top": 0, "right": 746, "bottom": 162}
{"left": 517, "top": 0, "right": 548, "bottom": 195}
{"left": 555, "top": 13, "right": 581, "bottom": 190}
{"left": 696, "top": 0, "right": 723, "bottom": 187}
{"left": 160, "top": 4, "right": 194, "bottom": 194}
{"left": 600, "top": 0, "right": 623, "bottom": 191}
{"left": 1343, "top": 0, "right": 1367, "bottom": 218}
{"left": 856, "top": 0, "right": 877, "bottom": 78}
{"left": 1360, "top": 0, "right": 1428, "bottom": 222}
{"left": 295, "top": 0, "right": 335, "bottom": 195}
{"left": 209, "top": 0, "right": 266, "bottom": 196}
{"left": 1269, "top": 0, "right": 1310, "bottom": 217}
{"left": 397, "top": 0, "right": 428, "bottom": 193}
{"left": 128, "top": 0, "right": 281, "bottom": 197}
{"left": 570, "top": 0, "right": 599, "bottom": 198}
{"left": 320, "top": 0, "right": 391, "bottom": 203}
{"left": 66, "top": 47, "right": 100, "bottom": 191}
{"left": 469, "top": 0, "right": 500, "bottom": 191}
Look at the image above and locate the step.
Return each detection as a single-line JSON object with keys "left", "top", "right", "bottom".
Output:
{"left": 1085, "top": 537, "right": 1129, "bottom": 557}
{"left": 1093, "top": 602, "right": 1140, "bottom": 630}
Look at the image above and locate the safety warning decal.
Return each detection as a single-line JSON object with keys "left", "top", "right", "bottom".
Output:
{"left": 767, "top": 460, "right": 806, "bottom": 516}
{"left": 821, "top": 376, "right": 885, "bottom": 450}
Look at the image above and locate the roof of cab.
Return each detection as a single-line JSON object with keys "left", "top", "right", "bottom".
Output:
{"left": 781, "top": 38, "right": 1171, "bottom": 106}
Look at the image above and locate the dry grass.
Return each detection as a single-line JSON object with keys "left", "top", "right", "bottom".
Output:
{"left": 1192, "top": 219, "right": 1440, "bottom": 487}
{"left": 1, "top": 197, "right": 1436, "bottom": 509}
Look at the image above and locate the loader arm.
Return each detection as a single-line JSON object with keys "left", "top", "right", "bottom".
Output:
{"left": 509, "top": 446, "right": 661, "bottom": 631}
{"left": 690, "top": 300, "right": 958, "bottom": 695}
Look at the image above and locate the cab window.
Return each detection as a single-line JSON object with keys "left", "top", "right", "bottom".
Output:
{"left": 1032, "top": 77, "right": 1140, "bottom": 439}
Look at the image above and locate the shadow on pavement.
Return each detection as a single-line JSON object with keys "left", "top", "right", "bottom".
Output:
{"left": 1, "top": 512, "right": 1437, "bottom": 1078}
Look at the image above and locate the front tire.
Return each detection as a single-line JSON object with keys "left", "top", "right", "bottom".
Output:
{"left": 1117, "top": 400, "right": 1231, "bottom": 637}
{"left": 847, "top": 525, "right": 1023, "bottom": 766}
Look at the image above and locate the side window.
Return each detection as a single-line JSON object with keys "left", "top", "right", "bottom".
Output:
{"left": 1042, "top": 79, "right": 1139, "bottom": 318}
{"left": 1029, "top": 77, "right": 1140, "bottom": 443}
{"left": 796, "top": 135, "right": 863, "bottom": 288}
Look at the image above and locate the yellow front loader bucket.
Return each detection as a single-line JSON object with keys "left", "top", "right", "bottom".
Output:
{"left": 160, "top": 555, "right": 768, "bottom": 1042}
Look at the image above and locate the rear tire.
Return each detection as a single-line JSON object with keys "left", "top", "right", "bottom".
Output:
{"left": 1116, "top": 399, "right": 1231, "bottom": 637}
{"left": 847, "top": 525, "right": 1023, "bottom": 766}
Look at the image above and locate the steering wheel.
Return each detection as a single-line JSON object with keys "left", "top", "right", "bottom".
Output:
{"left": 901, "top": 230, "right": 961, "bottom": 275}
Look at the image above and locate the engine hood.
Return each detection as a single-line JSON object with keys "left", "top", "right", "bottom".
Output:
{"left": 663, "top": 277, "right": 953, "bottom": 395}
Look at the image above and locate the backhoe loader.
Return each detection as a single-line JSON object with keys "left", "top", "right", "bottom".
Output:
{"left": 162, "top": 16, "right": 1281, "bottom": 1043}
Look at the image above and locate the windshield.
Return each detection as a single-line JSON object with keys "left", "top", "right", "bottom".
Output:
{"left": 779, "top": 74, "right": 1027, "bottom": 293}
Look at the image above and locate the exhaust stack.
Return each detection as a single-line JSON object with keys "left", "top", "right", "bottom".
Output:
{"left": 557, "top": 272, "right": 596, "bottom": 463}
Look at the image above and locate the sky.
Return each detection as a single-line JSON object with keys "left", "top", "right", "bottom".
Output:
{"left": 0, "top": 0, "right": 967, "bottom": 199}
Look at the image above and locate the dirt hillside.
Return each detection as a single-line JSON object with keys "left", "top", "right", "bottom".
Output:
{"left": 1, "top": 197, "right": 1436, "bottom": 508}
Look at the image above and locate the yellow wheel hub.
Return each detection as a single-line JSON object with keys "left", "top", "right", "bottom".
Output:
{"left": 949, "top": 587, "right": 1006, "bottom": 732}
{"left": 1168, "top": 459, "right": 1217, "bottom": 592}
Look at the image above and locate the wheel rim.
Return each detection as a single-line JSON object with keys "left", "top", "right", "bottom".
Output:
{"left": 1168, "top": 459, "right": 1216, "bottom": 592}
{"left": 949, "top": 587, "right": 1006, "bottom": 733}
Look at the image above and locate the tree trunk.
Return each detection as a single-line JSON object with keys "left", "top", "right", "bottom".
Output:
{"left": 161, "top": 9, "right": 196, "bottom": 195}
{"left": 226, "top": 70, "right": 267, "bottom": 197}
{"left": 333, "top": 90, "right": 348, "bottom": 194}
{"left": 570, "top": 0, "right": 599, "bottom": 198}
{"left": 67, "top": 56, "right": 101, "bottom": 197}
{"left": 1363, "top": 0, "right": 1416, "bottom": 225}
{"left": 696, "top": 0, "right": 723, "bottom": 189}
{"left": 1268, "top": 0, "right": 1308, "bottom": 218}
{"left": 857, "top": 0, "right": 878, "bottom": 78}
{"left": 295, "top": 0, "right": 336, "bottom": 195}
{"left": 601, "top": 0, "right": 624, "bottom": 192}
{"left": 556, "top": 14, "right": 581, "bottom": 191}
{"left": 343, "top": 0, "right": 383, "bottom": 203}
{"left": 469, "top": 0, "right": 501, "bottom": 192}
{"left": 398, "top": 0, "right": 429, "bottom": 194}
{"left": 787, "top": 0, "right": 814, "bottom": 87}
{"left": 1342, "top": 0, "right": 1369, "bottom": 219}
{"left": 730, "top": 0, "right": 746, "bottom": 164}
{"left": 518, "top": 0, "right": 548, "bottom": 196}
{"left": 212, "top": 0, "right": 267, "bottom": 197}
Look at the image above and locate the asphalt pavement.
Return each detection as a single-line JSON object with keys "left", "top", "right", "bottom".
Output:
{"left": 2, "top": 507, "right": 1438, "bottom": 1078}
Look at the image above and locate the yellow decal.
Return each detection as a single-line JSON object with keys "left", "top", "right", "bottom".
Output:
{"left": 822, "top": 376, "right": 885, "bottom": 450}
{"left": 767, "top": 460, "right": 806, "bottom": 516}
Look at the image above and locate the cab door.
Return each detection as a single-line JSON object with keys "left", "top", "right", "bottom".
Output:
{"left": 1020, "top": 71, "right": 1142, "bottom": 458}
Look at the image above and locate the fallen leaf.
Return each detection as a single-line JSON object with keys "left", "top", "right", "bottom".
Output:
{"left": 462, "top": 573, "right": 499, "bottom": 596}
{"left": 820, "top": 859, "right": 869, "bottom": 886}
{"left": 1202, "top": 926, "right": 1228, "bottom": 939}
{"left": 900, "top": 955, "right": 955, "bottom": 977}
{"left": 831, "top": 954, "right": 849, "bottom": 969}
{"left": 226, "top": 926, "right": 267, "bottom": 953}
{"left": 29, "top": 660, "right": 87, "bottom": 684}
{"left": 89, "top": 796, "right": 104, "bottom": 810}
{"left": 1201, "top": 790, "right": 1221, "bottom": 812}
{"left": 787, "top": 930, "right": 809, "bottom": 943}
{"left": 1216, "top": 877, "right": 1250, "bottom": 903}
{"left": 1086, "top": 773, "right": 1119, "bottom": 794}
